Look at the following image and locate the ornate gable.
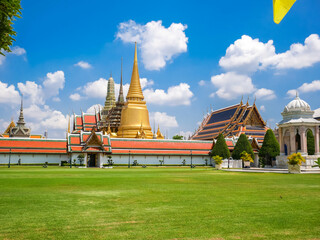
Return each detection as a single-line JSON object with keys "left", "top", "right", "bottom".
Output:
{"left": 83, "top": 129, "right": 104, "bottom": 151}
{"left": 244, "top": 104, "right": 266, "bottom": 127}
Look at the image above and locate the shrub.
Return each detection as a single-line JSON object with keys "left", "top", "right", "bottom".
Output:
{"left": 312, "top": 158, "right": 320, "bottom": 168}
{"left": 287, "top": 152, "right": 306, "bottom": 165}
{"left": 259, "top": 129, "right": 280, "bottom": 163}
{"left": 307, "top": 129, "right": 315, "bottom": 155}
{"left": 211, "top": 133, "right": 230, "bottom": 159}
{"left": 232, "top": 134, "right": 254, "bottom": 160}
{"left": 77, "top": 154, "right": 85, "bottom": 166}
{"left": 212, "top": 155, "right": 223, "bottom": 165}
{"left": 241, "top": 151, "right": 253, "bottom": 163}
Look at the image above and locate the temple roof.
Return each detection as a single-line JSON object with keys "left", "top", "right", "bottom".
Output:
{"left": 0, "top": 138, "right": 67, "bottom": 154}
{"left": 68, "top": 130, "right": 111, "bottom": 153}
{"left": 191, "top": 100, "right": 267, "bottom": 144}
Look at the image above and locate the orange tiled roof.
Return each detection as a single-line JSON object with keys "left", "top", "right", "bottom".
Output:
{"left": 0, "top": 138, "right": 67, "bottom": 154}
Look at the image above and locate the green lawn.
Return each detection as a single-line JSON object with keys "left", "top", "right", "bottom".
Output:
{"left": 0, "top": 167, "right": 319, "bottom": 240}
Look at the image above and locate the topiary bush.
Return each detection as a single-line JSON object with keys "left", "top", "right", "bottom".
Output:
{"left": 211, "top": 133, "right": 230, "bottom": 159}
{"left": 307, "top": 129, "right": 315, "bottom": 155}
{"left": 232, "top": 134, "right": 254, "bottom": 160}
{"left": 259, "top": 129, "right": 280, "bottom": 164}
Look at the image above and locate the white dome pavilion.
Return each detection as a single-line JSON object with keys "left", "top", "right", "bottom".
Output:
{"left": 283, "top": 95, "right": 311, "bottom": 113}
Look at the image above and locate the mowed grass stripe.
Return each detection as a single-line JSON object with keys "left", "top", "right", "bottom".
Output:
{"left": 0, "top": 167, "right": 319, "bottom": 239}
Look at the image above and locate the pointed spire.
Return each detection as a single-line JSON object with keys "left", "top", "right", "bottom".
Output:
{"left": 118, "top": 57, "right": 125, "bottom": 103}
{"left": 296, "top": 90, "right": 299, "bottom": 98}
{"left": 17, "top": 94, "right": 25, "bottom": 126}
{"left": 126, "top": 42, "right": 144, "bottom": 101}
{"left": 67, "top": 115, "right": 70, "bottom": 133}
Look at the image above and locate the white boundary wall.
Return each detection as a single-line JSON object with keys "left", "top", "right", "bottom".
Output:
{"left": 0, "top": 153, "right": 69, "bottom": 165}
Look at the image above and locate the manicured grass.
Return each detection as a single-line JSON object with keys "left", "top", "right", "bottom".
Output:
{"left": 0, "top": 166, "right": 319, "bottom": 240}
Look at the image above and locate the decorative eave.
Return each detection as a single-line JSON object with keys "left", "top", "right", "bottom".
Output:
{"left": 82, "top": 129, "right": 104, "bottom": 151}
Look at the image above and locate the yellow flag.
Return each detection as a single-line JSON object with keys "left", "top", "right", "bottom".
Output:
{"left": 273, "top": 0, "right": 296, "bottom": 24}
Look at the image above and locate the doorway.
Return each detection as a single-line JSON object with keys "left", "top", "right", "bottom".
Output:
{"left": 87, "top": 154, "right": 96, "bottom": 167}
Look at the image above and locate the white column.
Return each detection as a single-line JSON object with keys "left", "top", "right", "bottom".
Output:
{"left": 290, "top": 127, "right": 296, "bottom": 154}
{"left": 279, "top": 127, "right": 284, "bottom": 155}
{"left": 300, "top": 126, "right": 307, "bottom": 155}
{"left": 315, "top": 126, "right": 320, "bottom": 155}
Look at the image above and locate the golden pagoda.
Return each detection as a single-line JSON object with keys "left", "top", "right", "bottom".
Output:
{"left": 117, "top": 43, "right": 153, "bottom": 139}
{"left": 156, "top": 125, "right": 164, "bottom": 139}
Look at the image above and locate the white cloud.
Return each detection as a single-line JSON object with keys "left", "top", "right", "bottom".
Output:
{"left": 219, "top": 35, "right": 275, "bottom": 74}
{"left": 149, "top": 112, "right": 178, "bottom": 128}
{"left": 11, "top": 46, "right": 26, "bottom": 56}
{"left": 211, "top": 72, "right": 255, "bottom": 100}
{"left": 260, "top": 105, "right": 266, "bottom": 112}
{"left": 286, "top": 89, "right": 297, "bottom": 98}
{"left": 116, "top": 20, "right": 188, "bottom": 70}
{"left": 18, "top": 71, "right": 65, "bottom": 105}
{"left": 254, "top": 88, "right": 276, "bottom": 100}
{"left": 143, "top": 83, "right": 193, "bottom": 106}
{"left": 273, "top": 34, "right": 320, "bottom": 69}
{"left": 18, "top": 81, "right": 44, "bottom": 105}
{"left": 74, "top": 61, "right": 92, "bottom": 69}
{"left": 219, "top": 34, "right": 320, "bottom": 74}
{"left": 0, "top": 81, "right": 20, "bottom": 104}
{"left": 0, "top": 46, "right": 26, "bottom": 65}
{"left": 23, "top": 104, "right": 68, "bottom": 138}
{"left": 178, "top": 130, "right": 193, "bottom": 140}
{"left": 80, "top": 77, "right": 130, "bottom": 99}
{"left": 76, "top": 77, "right": 152, "bottom": 100}
{"left": 0, "top": 119, "right": 10, "bottom": 131}
{"left": 82, "top": 78, "right": 108, "bottom": 98}
{"left": 287, "top": 80, "right": 320, "bottom": 98}
{"left": 43, "top": 71, "right": 65, "bottom": 98}
{"left": 298, "top": 80, "right": 320, "bottom": 93}
{"left": 87, "top": 104, "right": 103, "bottom": 113}
{"left": 209, "top": 93, "right": 215, "bottom": 98}
{"left": 69, "top": 93, "right": 81, "bottom": 101}
{"left": 198, "top": 80, "right": 206, "bottom": 86}
{"left": 140, "top": 78, "right": 154, "bottom": 88}
{"left": 52, "top": 97, "right": 61, "bottom": 102}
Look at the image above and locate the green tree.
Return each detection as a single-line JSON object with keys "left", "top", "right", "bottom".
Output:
{"left": 211, "top": 133, "right": 230, "bottom": 159}
{"left": 0, "top": 0, "right": 22, "bottom": 56}
{"left": 259, "top": 129, "right": 280, "bottom": 164}
{"left": 232, "top": 134, "right": 254, "bottom": 160}
{"left": 307, "top": 129, "right": 315, "bottom": 155}
{"left": 172, "top": 135, "right": 183, "bottom": 140}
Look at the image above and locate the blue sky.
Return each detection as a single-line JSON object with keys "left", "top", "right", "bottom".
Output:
{"left": 0, "top": 0, "right": 320, "bottom": 138}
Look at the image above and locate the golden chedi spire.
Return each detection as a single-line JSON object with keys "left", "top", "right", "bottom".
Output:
{"left": 156, "top": 125, "right": 164, "bottom": 139}
{"left": 126, "top": 43, "right": 144, "bottom": 101}
{"left": 117, "top": 43, "right": 153, "bottom": 139}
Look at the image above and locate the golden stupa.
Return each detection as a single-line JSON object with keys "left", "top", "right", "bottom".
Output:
{"left": 117, "top": 43, "right": 153, "bottom": 139}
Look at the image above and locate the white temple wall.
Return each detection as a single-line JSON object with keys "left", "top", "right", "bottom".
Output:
{"left": 0, "top": 153, "right": 69, "bottom": 165}
{"left": 101, "top": 154, "right": 211, "bottom": 166}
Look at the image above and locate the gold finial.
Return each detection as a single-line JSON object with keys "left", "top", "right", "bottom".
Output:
{"left": 67, "top": 115, "right": 70, "bottom": 133}
{"left": 126, "top": 42, "right": 144, "bottom": 101}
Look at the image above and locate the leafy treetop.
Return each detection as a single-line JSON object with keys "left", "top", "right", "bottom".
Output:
{"left": 172, "top": 135, "right": 184, "bottom": 140}
{"left": 0, "top": 0, "right": 22, "bottom": 56}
